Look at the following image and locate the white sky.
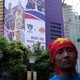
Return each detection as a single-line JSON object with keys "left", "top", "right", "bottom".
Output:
{"left": 62, "top": 0, "right": 80, "bottom": 15}
{"left": 5, "top": 0, "right": 28, "bottom": 9}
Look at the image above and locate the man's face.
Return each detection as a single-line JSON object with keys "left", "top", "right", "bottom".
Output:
{"left": 18, "top": 1, "right": 21, "bottom": 11}
{"left": 8, "top": 3, "right": 11, "bottom": 10}
{"left": 54, "top": 47, "right": 77, "bottom": 71}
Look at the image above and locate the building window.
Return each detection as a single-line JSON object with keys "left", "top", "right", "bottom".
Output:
{"left": 50, "top": 22, "right": 62, "bottom": 41}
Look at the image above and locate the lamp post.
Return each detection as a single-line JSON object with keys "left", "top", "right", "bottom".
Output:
{"left": 28, "top": 55, "right": 38, "bottom": 80}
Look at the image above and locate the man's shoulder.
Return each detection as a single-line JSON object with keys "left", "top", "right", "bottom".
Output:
{"left": 78, "top": 73, "right": 80, "bottom": 77}
{"left": 74, "top": 73, "right": 80, "bottom": 80}
{"left": 49, "top": 74, "right": 59, "bottom": 80}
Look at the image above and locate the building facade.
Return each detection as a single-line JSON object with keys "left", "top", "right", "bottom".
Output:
{"left": 0, "top": 0, "right": 4, "bottom": 34}
{"left": 0, "top": 0, "right": 64, "bottom": 48}
{"left": 45, "top": 0, "right": 64, "bottom": 48}
{"left": 62, "top": 3, "right": 80, "bottom": 73}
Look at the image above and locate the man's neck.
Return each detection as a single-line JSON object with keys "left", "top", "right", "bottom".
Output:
{"left": 58, "top": 68, "right": 77, "bottom": 77}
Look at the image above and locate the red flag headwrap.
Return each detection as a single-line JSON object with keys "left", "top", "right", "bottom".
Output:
{"left": 48, "top": 38, "right": 78, "bottom": 75}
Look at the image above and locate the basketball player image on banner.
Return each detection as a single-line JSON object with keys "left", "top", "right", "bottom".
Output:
{"left": 4, "top": 2, "right": 14, "bottom": 41}
{"left": 4, "top": 0, "right": 25, "bottom": 43}
{"left": 25, "top": 0, "right": 46, "bottom": 47}
{"left": 14, "top": 1, "right": 25, "bottom": 41}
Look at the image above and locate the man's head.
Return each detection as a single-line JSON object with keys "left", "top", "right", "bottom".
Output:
{"left": 49, "top": 38, "right": 78, "bottom": 74}
{"left": 8, "top": 2, "right": 12, "bottom": 10}
{"left": 17, "top": 1, "right": 22, "bottom": 11}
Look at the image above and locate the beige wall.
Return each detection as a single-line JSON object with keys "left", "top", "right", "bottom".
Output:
{"left": 0, "top": 0, "right": 3, "bottom": 34}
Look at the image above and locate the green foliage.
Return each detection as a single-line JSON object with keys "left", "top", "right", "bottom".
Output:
{"left": 32, "top": 42, "right": 44, "bottom": 55}
{"left": 0, "top": 35, "right": 9, "bottom": 51}
{"left": 8, "top": 41, "right": 24, "bottom": 59}
{"left": 0, "top": 50, "right": 3, "bottom": 60}
{"left": 26, "top": 43, "right": 55, "bottom": 80}
{"left": 26, "top": 45, "right": 33, "bottom": 56}
{"left": 7, "top": 41, "right": 27, "bottom": 80}
{"left": 11, "top": 64, "right": 27, "bottom": 80}
{"left": 0, "top": 35, "right": 55, "bottom": 80}
{"left": 0, "top": 35, "right": 9, "bottom": 70}
{"left": 28, "top": 42, "right": 44, "bottom": 56}
{"left": 35, "top": 50, "right": 54, "bottom": 80}
{"left": 0, "top": 36, "right": 27, "bottom": 80}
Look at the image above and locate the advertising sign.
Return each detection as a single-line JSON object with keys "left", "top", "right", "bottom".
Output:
{"left": 4, "top": 0, "right": 45, "bottom": 47}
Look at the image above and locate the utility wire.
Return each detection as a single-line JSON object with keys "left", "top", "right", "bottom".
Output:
{"left": 73, "top": 0, "right": 80, "bottom": 12}
{"left": 62, "top": 0, "right": 66, "bottom": 6}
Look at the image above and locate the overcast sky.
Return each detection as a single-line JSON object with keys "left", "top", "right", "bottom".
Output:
{"left": 62, "top": 0, "right": 80, "bottom": 15}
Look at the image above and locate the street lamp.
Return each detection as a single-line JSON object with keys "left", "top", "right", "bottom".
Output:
{"left": 28, "top": 55, "right": 38, "bottom": 64}
{"left": 27, "top": 55, "right": 38, "bottom": 80}
{"left": 28, "top": 55, "right": 38, "bottom": 72}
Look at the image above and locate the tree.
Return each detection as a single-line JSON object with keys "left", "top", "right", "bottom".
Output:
{"left": 0, "top": 35, "right": 9, "bottom": 61}
{"left": 35, "top": 50, "right": 55, "bottom": 80}
{"left": 0, "top": 35, "right": 27, "bottom": 80}
{"left": 7, "top": 41, "right": 27, "bottom": 80}
{"left": 0, "top": 35, "right": 55, "bottom": 80}
{"left": 26, "top": 42, "right": 55, "bottom": 80}
{"left": 27, "top": 42, "right": 45, "bottom": 71}
{"left": 0, "top": 35, "right": 10, "bottom": 74}
{"left": 32, "top": 42, "right": 44, "bottom": 55}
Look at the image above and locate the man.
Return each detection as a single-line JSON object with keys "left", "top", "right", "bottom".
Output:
{"left": 14, "top": 1, "right": 24, "bottom": 41}
{"left": 26, "top": 0, "right": 35, "bottom": 9}
{"left": 49, "top": 38, "right": 80, "bottom": 80}
{"left": 5, "top": 2, "right": 14, "bottom": 41}
{"left": 36, "top": 0, "right": 45, "bottom": 12}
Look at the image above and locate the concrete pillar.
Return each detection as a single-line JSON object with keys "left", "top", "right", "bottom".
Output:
{"left": 33, "top": 71, "right": 37, "bottom": 80}
{"left": 27, "top": 71, "right": 31, "bottom": 80}
{"left": 27, "top": 71, "right": 37, "bottom": 80}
